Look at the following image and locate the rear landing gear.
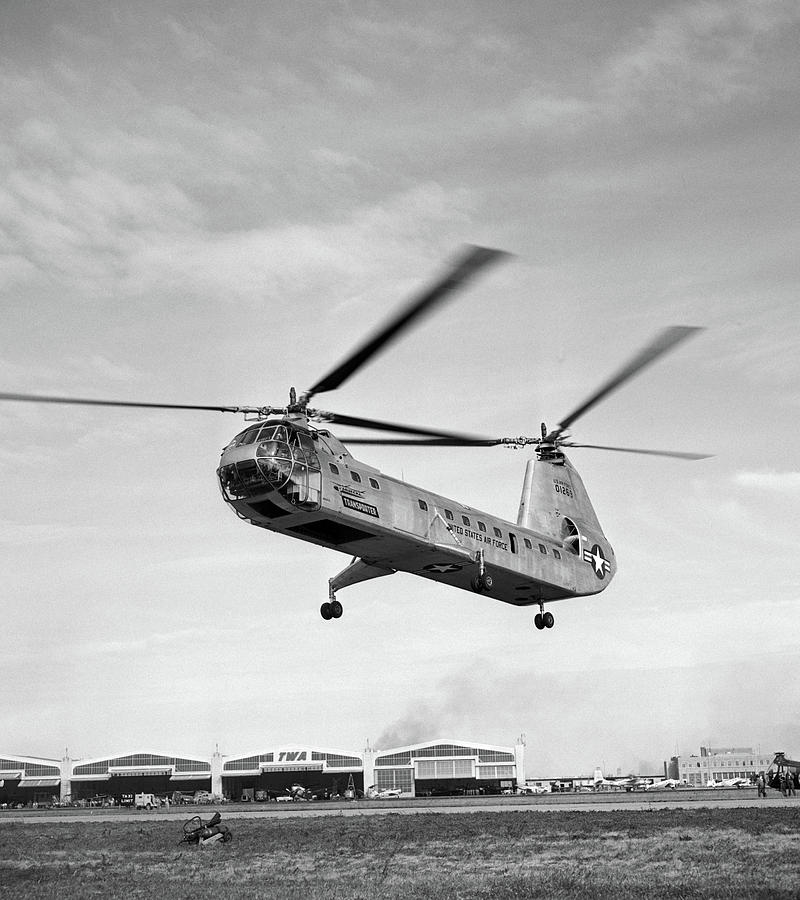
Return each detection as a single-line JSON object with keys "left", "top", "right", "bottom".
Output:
{"left": 320, "top": 599, "right": 343, "bottom": 620}
{"left": 534, "top": 604, "right": 554, "bottom": 630}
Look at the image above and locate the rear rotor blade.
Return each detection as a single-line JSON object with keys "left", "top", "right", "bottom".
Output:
{"left": 0, "top": 392, "right": 250, "bottom": 414}
{"left": 302, "top": 245, "right": 508, "bottom": 403}
{"left": 552, "top": 326, "right": 703, "bottom": 437}
{"left": 561, "top": 441, "right": 711, "bottom": 460}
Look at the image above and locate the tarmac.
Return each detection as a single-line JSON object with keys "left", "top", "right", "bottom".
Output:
{"left": 2, "top": 786, "right": 796, "bottom": 825}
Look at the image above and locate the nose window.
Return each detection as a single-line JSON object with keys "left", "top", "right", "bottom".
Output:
{"left": 218, "top": 422, "right": 321, "bottom": 511}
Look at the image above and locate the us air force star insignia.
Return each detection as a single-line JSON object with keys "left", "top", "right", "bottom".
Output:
{"left": 583, "top": 544, "right": 610, "bottom": 579}
{"left": 424, "top": 563, "right": 462, "bottom": 574}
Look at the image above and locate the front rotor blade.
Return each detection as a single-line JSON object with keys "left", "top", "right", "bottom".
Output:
{"left": 313, "top": 409, "right": 493, "bottom": 442}
{"left": 338, "top": 437, "right": 503, "bottom": 446}
{"left": 561, "top": 441, "right": 712, "bottom": 460}
{"left": 0, "top": 392, "right": 249, "bottom": 414}
{"left": 303, "top": 245, "right": 508, "bottom": 402}
{"left": 554, "top": 326, "right": 703, "bottom": 436}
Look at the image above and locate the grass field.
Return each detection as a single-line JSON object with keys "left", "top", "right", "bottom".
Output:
{"left": 2, "top": 807, "right": 799, "bottom": 899}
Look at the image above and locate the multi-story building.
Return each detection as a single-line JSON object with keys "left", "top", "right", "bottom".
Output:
{"left": 671, "top": 746, "right": 773, "bottom": 786}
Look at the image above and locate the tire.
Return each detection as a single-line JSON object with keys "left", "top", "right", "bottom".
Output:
{"left": 543, "top": 611, "right": 554, "bottom": 629}
{"left": 320, "top": 602, "right": 333, "bottom": 620}
{"left": 471, "top": 573, "right": 493, "bottom": 593}
{"left": 534, "top": 613, "right": 545, "bottom": 630}
{"left": 330, "top": 599, "right": 343, "bottom": 618}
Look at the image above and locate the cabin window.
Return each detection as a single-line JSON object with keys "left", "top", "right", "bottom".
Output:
{"left": 462, "top": 515, "right": 471, "bottom": 527}
{"left": 350, "top": 471, "right": 362, "bottom": 483}
{"left": 553, "top": 549, "right": 561, "bottom": 560}
{"left": 445, "top": 509, "right": 454, "bottom": 521}
{"left": 329, "top": 463, "right": 340, "bottom": 476}
{"left": 418, "top": 499, "right": 428, "bottom": 511}
{"left": 369, "top": 477, "right": 380, "bottom": 490}
{"left": 509, "top": 533, "right": 517, "bottom": 554}
{"left": 478, "top": 521, "right": 486, "bottom": 533}
{"left": 539, "top": 544, "right": 547, "bottom": 554}
{"left": 523, "top": 537, "right": 532, "bottom": 550}
{"left": 493, "top": 527, "right": 502, "bottom": 538}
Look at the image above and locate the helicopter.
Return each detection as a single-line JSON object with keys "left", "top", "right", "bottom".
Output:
{"left": 0, "top": 245, "right": 709, "bottom": 630}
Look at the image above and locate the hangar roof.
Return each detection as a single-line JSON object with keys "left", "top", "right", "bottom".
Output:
{"left": 374, "top": 739, "right": 516, "bottom": 766}
{"left": 223, "top": 746, "right": 364, "bottom": 772}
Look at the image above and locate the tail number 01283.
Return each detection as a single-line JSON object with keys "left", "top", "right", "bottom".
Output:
{"left": 553, "top": 480, "right": 574, "bottom": 498}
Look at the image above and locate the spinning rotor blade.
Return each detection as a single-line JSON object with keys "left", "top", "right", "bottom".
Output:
{"left": 309, "top": 410, "right": 494, "bottom": 444}
{"left": 302, "top": 245, "right": 508, "bottom": 403}
{"left": 551, "top": 326, "right": 703, "bottom": 439}
{"left": 560, "top": 442, "right": 711, "bottom": 460}
{"left": 0, "top": 392, "right": 251, "bottom": 414}
{"left": 311, "top": 409, "right": 491, "bottom": 443}
{"left": 339, "top": 437, "right": 503, "bottom": 446}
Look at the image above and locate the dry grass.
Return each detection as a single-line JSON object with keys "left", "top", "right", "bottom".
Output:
{"left": 2, "top": 808, "right": 799, "bottom": 899}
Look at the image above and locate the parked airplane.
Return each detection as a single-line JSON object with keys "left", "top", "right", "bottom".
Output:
{"left": 709, "top": 777, "right": 750, "bottom": 788}
{"left": 593, "top": 775, "right": 644, "bottom": 791}
{"left": 366, "top": 786, "right": 403, "bottom": 799}
{"left": 643, "top": 778, "right": 682, "bottom": 790}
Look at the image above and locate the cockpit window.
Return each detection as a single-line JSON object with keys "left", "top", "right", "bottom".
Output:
{"left": 229, "top": 425, "right": 261, "bottom": 448}
{"left": 296, "top": 432, "right": 316, "bottom": 452}
{"left": 258, "top": 424, "right": 289, "bottom": 443}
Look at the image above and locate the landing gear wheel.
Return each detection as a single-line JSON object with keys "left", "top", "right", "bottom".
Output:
{"left": 471, "top": 573, "right": 493, "bottom": 593}
{"left": 543, "top": 611, "right": 554, "bottom": 629}
{"left": 320, "top": 602, "right": 333, "bottom": 620}
{"left": 330, "top": 599, "right": 343, "bottom": 619}
{"left": 534, "top": 613, "right": 545, "bottom": 630}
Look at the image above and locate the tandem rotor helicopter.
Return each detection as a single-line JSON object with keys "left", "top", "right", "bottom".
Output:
{"left": 1, "top": 246, "right": 710, "bottom": 630}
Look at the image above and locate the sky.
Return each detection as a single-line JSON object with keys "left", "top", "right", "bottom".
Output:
{"left": 1, "top": 0, "right": 799, "bottom": 778}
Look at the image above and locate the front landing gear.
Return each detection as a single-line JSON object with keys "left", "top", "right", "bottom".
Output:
{"left": 534, "top": 603, "right": 554, "bottom": 630}
{"left": 322, "top": 557, "right": 396, "bottom": 621}
{"left": 320, "top": 599, "right": 343, "bottom": 620}
{"left": 470, "top": 550, "right": 493, "bottom": 593}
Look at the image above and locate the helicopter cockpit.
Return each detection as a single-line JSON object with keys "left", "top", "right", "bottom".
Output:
{"left": 217, "top": 420, "right": 322, "bottom": 511}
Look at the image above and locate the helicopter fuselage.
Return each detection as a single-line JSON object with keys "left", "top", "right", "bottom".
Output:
{"left": 217, "top": 417, "right": 616, "bottom": 609}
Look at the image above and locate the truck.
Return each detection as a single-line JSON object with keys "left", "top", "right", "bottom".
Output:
{"left": 135, "top": 793, "right": 160, "bottom": 810}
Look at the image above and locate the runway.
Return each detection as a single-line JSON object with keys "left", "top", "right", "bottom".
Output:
{"left": 2, "top": 787, "right": 793, "bottom": 825}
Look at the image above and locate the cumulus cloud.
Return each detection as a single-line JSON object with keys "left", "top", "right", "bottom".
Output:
{"left": 735, "top": 469, "right": 800, "bottom": 491}
{"left": 603, "top": 0, "right": 798, "bottom": 115}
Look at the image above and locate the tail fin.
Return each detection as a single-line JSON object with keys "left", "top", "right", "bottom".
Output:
{"left": 517, "top": 454, "right": 602, "bottom": 536}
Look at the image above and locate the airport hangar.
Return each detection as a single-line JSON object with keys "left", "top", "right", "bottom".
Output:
{"left": 0, "top": 738, "right": 525, "bottom": 806}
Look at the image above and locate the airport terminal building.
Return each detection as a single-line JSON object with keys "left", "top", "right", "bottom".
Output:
{"left": 669, "top": 746, "right": 774, "bottom": 786}
{"left": 1, "top": 738, "right": 525, "bottom": 806}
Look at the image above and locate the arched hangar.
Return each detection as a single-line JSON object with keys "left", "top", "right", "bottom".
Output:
{"left": 69, "top": 751, "right": 212, "bottom": 802}
{"left": 221, "top": 746, "right": 364, "bottom": 800}
{"left": 368, "top": 739, "right": 522, "bottom": 797}
{"left": 1, "top": 755, "right": 61, "bottom": 807}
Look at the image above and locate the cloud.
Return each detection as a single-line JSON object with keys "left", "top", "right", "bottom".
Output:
{"left": 735, "top": 469, "right": 800, "bottom": 491}
{"left": 603, "top": 0, "right": 798, "bottom": 116}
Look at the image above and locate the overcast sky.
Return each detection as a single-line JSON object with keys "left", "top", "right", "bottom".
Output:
{"left": 2, "top": 0, "right": 799, "bottom": 777}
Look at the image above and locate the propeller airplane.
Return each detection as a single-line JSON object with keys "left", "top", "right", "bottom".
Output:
{"left": 0, "top": 245, "right": 710, "bottom": 630}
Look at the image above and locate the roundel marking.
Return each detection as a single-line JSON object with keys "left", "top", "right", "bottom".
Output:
{"left": 423, "top": 563, "right": 463, "bottom": 575}
{"left": 583, "top": 544, "right": 610, "bottom": 580}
